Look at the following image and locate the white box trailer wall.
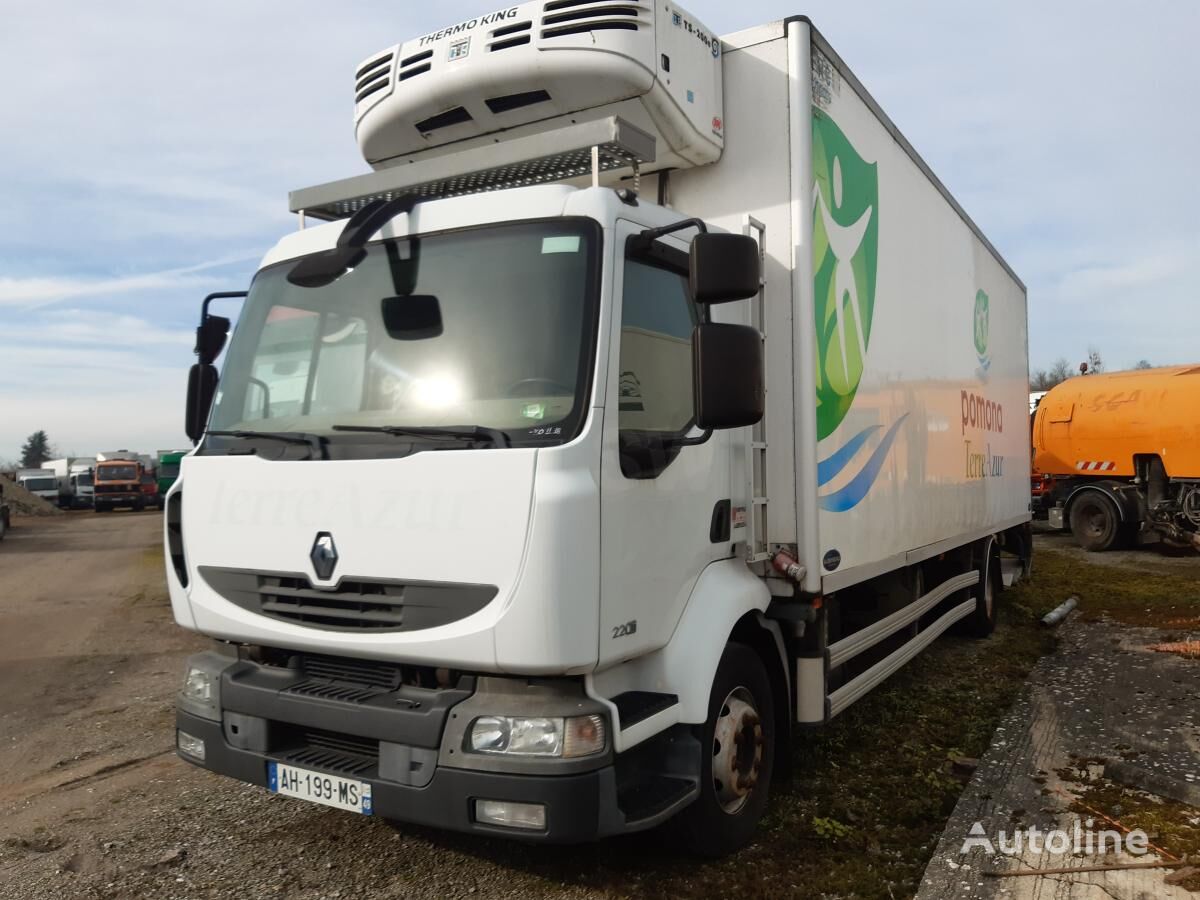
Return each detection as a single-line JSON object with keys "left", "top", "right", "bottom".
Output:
{"left": 668, "top": 18, "right": 1030, "bottom": 594}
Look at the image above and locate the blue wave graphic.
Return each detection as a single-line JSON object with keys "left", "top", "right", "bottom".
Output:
{"left": 817, "top": 424, "right": 881, "bottom": 486}
{"left": 818, "top": 413, "right": 910, "bottom": 512}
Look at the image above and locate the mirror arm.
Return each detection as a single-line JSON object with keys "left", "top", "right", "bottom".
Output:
{"left": 201, "top": 291, "right": 248, "bottom": 322}
{"left": 628, "top": 217, "right": 708, "bottom": 255}
{"left": 196, "top": 291, "right": 247, "bottom": 365}
{"left": 665, "top": 427, "right": 713, "bottom": 450}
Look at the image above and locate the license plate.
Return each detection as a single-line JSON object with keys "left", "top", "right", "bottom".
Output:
{"left": 268, "top": 762, "right": 373, "bottom": 815}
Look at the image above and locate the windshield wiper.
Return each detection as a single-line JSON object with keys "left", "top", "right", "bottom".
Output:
{"left": 205, "top": 429, "right": 329, "bottom": 459}
{"left": 331, "top": 424, "right": 511, "bottom": 448}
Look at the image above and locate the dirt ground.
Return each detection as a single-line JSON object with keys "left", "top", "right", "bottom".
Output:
{"left": 0, "top": 515, "right": 1192, "bottom": 899}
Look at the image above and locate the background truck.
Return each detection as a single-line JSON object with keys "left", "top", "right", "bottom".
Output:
{"left": 44, "top": 458, "right": 96, "bottom": 509}
{"left": 156, "top": 450, "right": 188, "bottom": 505}
{"left": 168, "top": 2, "right": 1030, "bottom": 854}
{"left": 1034, "top": 365, "right": 1200, "bottom": 550}
{"left": 16, "top": 469, "right": 58, "bottom": 505}
{"left": 94, "top": 457, "right": 147, "bottom": 513}
{"left": 0, "top": 480, "right": 9, "bottom": 541}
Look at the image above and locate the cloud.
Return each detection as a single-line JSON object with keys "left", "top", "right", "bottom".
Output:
{"left": 2, "top": 0, "right": 1199, "bottom": 458}
{"left": 0, "top": 314, "right": 194, "bottom": 459}
{"left": 0, "top": 256, "right": 256, "bottom": 309}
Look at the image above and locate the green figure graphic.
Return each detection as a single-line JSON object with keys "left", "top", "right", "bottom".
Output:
{"left": 812, "top": 109, "right": 879, "bottom": 441}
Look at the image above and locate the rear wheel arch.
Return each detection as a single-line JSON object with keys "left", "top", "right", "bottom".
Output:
{"left": 1066, "top": 484, "right": 1131, "bottom": 551}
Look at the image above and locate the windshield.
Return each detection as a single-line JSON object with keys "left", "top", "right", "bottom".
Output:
{"left": 208, "top": 219, "right": 600, "bottom": 454}
{"left": 75, "top": 474, "right": 93, "bottom": 487}
{"left": 97, "top": 465, "right": 137, "bottom": 481}
{"left": 159, "top": 463, "right": 180, "bottom": 479}
{"left": 23, "top": 477, "right": 56, "bottom": 492}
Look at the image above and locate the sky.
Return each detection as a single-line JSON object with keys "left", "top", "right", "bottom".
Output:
{"left": 1, "top": 1, "right": 1198, "bottom": 462}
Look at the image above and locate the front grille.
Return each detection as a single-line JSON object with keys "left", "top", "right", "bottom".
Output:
{"left": 415, "top": 106, "right": 473, "bottom": 134}
{"left": 485, "top": 89, "right": 552, "bottom": 114}
{"left": 397, "top": 49, "right": 432, "bottom": 82}
{"left": 540, "top": 1, "right": 645, "bottom": 39}
{"left": 199, "top": 567, "right": 497, "bottom": 632}
{"left": 299, "top": 653, "right": 404, "bottom": 689}
{"left": 488, "top": 20, "right": 532, "bottom": 52}
{"left": 281, "top": 727, "right": 378, "bottom": 776}
{"left": 355, "top": 51, "right": 394, "bottom": 104}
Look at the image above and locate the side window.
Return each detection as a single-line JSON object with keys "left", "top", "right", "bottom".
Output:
{"left": 244, "top": 306, "right": 320, "bottom": 421}
{"left": 618, "top": 259, "right": 698, "bottom": 437}
{"left": 239, "top": 307, "right": 366, "bottom": 422}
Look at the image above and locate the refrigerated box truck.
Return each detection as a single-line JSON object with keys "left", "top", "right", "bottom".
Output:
{"left": 45, "top": 458, "right": 96, "bottom": 509}
{"left": 170, "top": 3, "right": 1031, "bottom": 854}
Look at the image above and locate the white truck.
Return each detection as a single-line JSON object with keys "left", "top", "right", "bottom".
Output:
{"left": 170, "top": 2, "right": 1031, "bottom": 854}
{"left": 16, "top": 468, "right": 59, "bottom": 504}
{"left": 44, "top": 458, "right": 96, "bottom": 509}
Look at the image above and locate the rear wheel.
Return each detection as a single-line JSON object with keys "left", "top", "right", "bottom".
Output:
{"left": 1069, "top": 493, "right": 1122, "bottom": 552}
{"left": 0, "top": 514, "right": 7, "bottom": 541}
{"left": 963, "top": 542, "right": 999, "bottom": 638}
{"left": 670, "top": 643, "right": 774, "bottom": 857}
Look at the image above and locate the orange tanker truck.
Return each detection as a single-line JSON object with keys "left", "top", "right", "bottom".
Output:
{"left": 1033, "top": 365, "right": 1200, "bottom": 551}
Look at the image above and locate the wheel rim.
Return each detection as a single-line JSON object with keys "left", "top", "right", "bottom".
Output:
{"left": 712, "top": 686, "right": 764, "bottom": 814}
{"left": 1084, "top": 504, "right": 1106, "bottom": 538}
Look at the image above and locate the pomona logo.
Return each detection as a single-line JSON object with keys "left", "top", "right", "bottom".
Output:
{"left": 973, "top": 289, "right": 990, "bottom": 375}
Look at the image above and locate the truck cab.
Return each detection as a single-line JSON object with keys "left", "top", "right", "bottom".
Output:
{"left": 17, "top": 469, "right": 58, "bottom": 504}
{"left": 94, "top": 459, "right": 146, "bottom": 513}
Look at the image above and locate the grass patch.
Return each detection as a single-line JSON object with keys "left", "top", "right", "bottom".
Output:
{"left": 1066, "top": 776, "right": 1200, "bottom": 892}
{"left": 1032, "top": 545, "right": 1200, "bottom": 628}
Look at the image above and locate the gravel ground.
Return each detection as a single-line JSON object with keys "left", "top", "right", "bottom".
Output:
{"left": 9, "top": 515, "right": 1173, "bottom": 899}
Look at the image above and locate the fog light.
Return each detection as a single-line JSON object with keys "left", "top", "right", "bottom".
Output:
{"left": 177, "top": 730, "right": 206, "bottom": 761}
{"left": 475, "top": 799, "right": 546, "bottom": 830}
{"left": 181, "top": 667, "right": 212, "bottom": 702}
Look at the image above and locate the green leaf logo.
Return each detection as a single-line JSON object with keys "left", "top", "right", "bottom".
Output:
{"left": 973, "top": 289, "right": 989, "bottom": 358}
{"left": 813, "top": 109, "right": 879, "bottom": 441}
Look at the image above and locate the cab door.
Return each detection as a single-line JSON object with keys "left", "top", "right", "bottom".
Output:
{"left": 598, "top": 220, "right": 731, "bottom": 667}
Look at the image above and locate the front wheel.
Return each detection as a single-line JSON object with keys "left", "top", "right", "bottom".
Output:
{"left": 670, "top": 643, "right": 775, "bottom": 857}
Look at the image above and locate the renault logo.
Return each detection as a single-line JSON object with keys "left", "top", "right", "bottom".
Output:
{"left": 310, "top": 532, "right": 339, "bottom": 581}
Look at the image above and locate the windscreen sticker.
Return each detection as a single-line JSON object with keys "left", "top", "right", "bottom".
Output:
{"left": 541, "top": 236, "right": 581, "bottom": 254}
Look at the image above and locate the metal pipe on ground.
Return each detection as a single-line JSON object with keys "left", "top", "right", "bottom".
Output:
{"left": 1042, "top": 595, "right": 1078, "bottom": 627}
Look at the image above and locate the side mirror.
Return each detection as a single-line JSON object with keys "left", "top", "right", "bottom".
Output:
{"left": 693, "top": 323, "right": 764, "bottom": 430}
{"left": 195, "top": 315, "right": 231, "bottom": 365}
{"left": 689, "top": 233, "right": 761, "bottom": 304}
{"left": 185, "top": 364, "right": 219, "bottom": 443}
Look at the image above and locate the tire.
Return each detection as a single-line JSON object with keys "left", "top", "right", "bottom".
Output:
{"left": 1069, "top": 492, "right": 1123, "bottom": 552}
{"left": 670, "top": 643, "right": 775, "bottom": 857}
{"left": 0, "top": 515, "right": 7, "bottom": 541}
{"left": 964, "top": 543, "right": 999, "bottom": 638}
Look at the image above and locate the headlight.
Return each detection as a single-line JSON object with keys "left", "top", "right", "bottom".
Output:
{"left": 468, "top": 714, "right": 606, "bottom": 758}
{"left": 182, "top": 667, "right": 213, "bottom": 702}
{"left": 176, "top": 650, "right": 232, "bottom": 721}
